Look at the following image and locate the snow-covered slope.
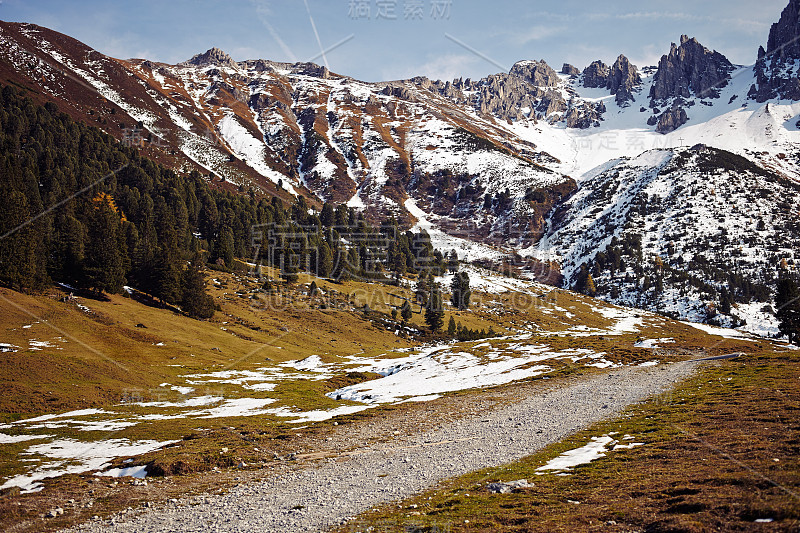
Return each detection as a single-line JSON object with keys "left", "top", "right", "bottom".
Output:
{"left": 528, "top": 146, "right": 800, "bottom": 335}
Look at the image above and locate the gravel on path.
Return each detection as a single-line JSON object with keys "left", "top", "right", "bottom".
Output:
{"left": 69, "top": 361, "right": 699, "bottom": 533}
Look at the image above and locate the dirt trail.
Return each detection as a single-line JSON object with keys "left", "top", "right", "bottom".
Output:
{"left": 68, "top": 361, "right": 699, "bottom": 533}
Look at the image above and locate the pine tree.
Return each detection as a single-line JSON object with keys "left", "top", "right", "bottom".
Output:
{"left": 219, "top": 226, "right": 235, "bottom": 268}
{"left": 0, "top": 191, "right": 40, "bottom": 291}
{"left": 450, "top": 271, "right": 471, "bottom": 310}
{"left": 282, "top": 249, "right": 300, "bottom": 284}
{"left": 401, "top": 300, "right": 413, "bottom": 323}
{"left": 318, "top": 241, "right": 333, "bottom": 278}
{"left": 320, "top": 201, "right": 334, "bottom": 227}
{"left": 776, "top": 277, "right": 800, "bottom": 345}
{"left": 181, "top": 259, "right": 215, "bottom": 319}
{"left": 447, "top": 250, "right": 459, "bottom": 273}
{"left": 155, "top": 246, "right": 182, "bottom": 303}
{"left": 415, "top": 275, "right": 430, "bottom": 305}
{"left": 83, "top": 199, "right": 125, "bottom": 294}
{"left": 425, "top": 288, "right": 445, "bottom": 332}
{"left": 309, "top": 280, "right": 318, "bottom": 296}
{"left": 447, "top": 315, "right": 456, "bottom": 336}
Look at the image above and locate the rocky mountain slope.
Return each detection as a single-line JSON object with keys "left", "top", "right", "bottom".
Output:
{"left": 2, "top": 0, "right": 800, "bottom": 334}
{"left": 530, "top": 146, "right": 800, "bottom": 332}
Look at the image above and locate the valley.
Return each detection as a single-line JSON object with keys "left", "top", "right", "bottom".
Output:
{"left": 0, "top": 0, "right": 799, "bottom": 531}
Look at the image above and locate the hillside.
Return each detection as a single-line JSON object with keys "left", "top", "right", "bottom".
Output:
{"left": 529, "top": 146, "right": 800, "bottom": 335}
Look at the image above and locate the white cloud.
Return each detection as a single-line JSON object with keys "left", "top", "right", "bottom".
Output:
{"left": 384, "top": 53, "right": 480, "bottom": 82}
{"left": 504, "top": 25, "right": 569, "bottom": 46}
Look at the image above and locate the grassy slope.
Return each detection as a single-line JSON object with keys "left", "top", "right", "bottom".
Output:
{"left": 1, "top": 265, "right": 793, "bottom": 532}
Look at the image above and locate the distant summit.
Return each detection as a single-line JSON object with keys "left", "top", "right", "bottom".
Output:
{"left": 649, "top": 35, "right": 734, "bottom": 103}
{"left": 183, "top": 47, "right": 237, "bottom": 68}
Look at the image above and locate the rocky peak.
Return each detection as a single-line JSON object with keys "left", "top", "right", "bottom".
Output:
{"left": 561, "top": 63, "right": 580, "bottom": 76}
{"left": 296, "top": 62, "right": 331, "bottom": 79}
{"left": 766, "top": 0, "right": 800, "bottom": 60}
{"left": 649, "top": 36, "right": 734, "bottom": 103}
{"left": 582, "top": 60, "right": 610, "bottom": 88}
{"left": 608, "top": 55, "right": 641, "bottom": 106}
{"left": 750, "top": 0, "right": 800, "bottom": 102}
{"left": 183, "top": 47, "right": 238, "bottom": 69}
{"left": 509, "top": 60, "right": 560, "bottom": 87}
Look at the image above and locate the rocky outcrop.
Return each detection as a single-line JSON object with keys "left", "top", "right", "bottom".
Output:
{"left": 655, "top": 105, "right": 688, "bottom": 134}
{"left": 472, "top": 73, "right": 539, "bottom": 120}
{"left": 608, "top": 55, "right": 641, "bottom": 106}
{"left": 565, "top": 101, "right": 605, "bottom": 129}
{"left": 582, "top": 61, "right": 610, "bottom": 88}
{"left": 382, "top": 85, "right": 413, "bottom": 101}
{"left": 649, "top": 36, "right": 734, "bottom": 103}
{"left": 582, "top": 56, "right": 641, "bottom": 106}
{"left": 183, "top": 48, "right": 238, "bottom": 69}
{"left": 510, "top": 60, "right": 561, "bottom": 87}
{"left": 750, "top": 0, "right": 800, "bottom": 102}
{"left": 767, "top": 0, "right": 800, "bottom": 61}
{"left": 413, "top": 59, "right": 604, "bottom": 127}
{"left": 297, "top": 62, "right": 331, "bottom": 79}
{"left": 561, "top": 64, "right": 580, "bottom": 76}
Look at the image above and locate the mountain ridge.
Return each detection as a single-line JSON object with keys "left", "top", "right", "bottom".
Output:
{"left": 1, "top": 2, "right": 800, "bottom": 336}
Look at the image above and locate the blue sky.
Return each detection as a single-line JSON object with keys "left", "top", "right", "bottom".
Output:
{"left": 0, "top": 0, "right": 789, "bottom": 82}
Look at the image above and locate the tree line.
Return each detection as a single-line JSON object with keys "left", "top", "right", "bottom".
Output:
{"left": 0, "top": 84, "right": 462, "bottom": 320}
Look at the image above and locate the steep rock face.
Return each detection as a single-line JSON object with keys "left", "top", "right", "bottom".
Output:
{"left": 470, "top": 73, "right": 541, "bottom": 121}
{"left": 509, "top": 60, "right": 561, "bottom": 86}
{"left": 656, "top": 106, "right": 689, "bottom": 134}
{"left": 750, "top": 0, "right": 800, "bottom": 101}
{"left": 767, "top": 0, "right": 800, "bottom": 60}
{"left": 649, "top": 36, "right": 734, "bottom": 103}
{"left": 608, "top": 55, "right": 641, "bottom": 106}
{"left": 561, "top": 63, "right": 580, "bottom": 76}
{"left": 183, "top": 47, "right": 238, "bottom": 69}
{"left": 582, "top": 56, "right": 641, "bottom": 106}
{"left": 583, "top": 60, "right": 610, "bottom": 88}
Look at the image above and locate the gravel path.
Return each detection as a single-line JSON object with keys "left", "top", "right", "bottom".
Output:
{"left": 70, "top": 361, "right": 698, "bottom": 532}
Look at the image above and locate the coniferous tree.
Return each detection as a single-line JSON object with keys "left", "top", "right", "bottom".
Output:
{"left": 0, "top": 191, "right": 45, "bottom": 291}
{"left": 181, "top": 259, "right": 215, "bottom": 319}
{"left": 451, "top": 271, "right": 471, "bottom": 310}
{"left": 155, "top": 246, "right": 182, "bottom": 303}
{"left": 282, "top": 248, "right": 300, "bottom": 284}
{"left": 425, "top": 288, "right": 445, "bottom": 332}
{"left": 219, "top": 227, "right": 235, "bottom": 268}
{"left": 318, "top": 241, "right": 333, "bottom": 278}
{"left": 585, "top": 272, "right": 597, "bottom": 297}
{"left": 776, "top": 277, "right": 800, "bottom": 345}
{"left": 401, "top": 300, "right": 413, "bottom": 323}
{"left": 83, "top": 199, "right": 126, "bottom": 294}
{"left": 447, "top": 315, "right": 456, "bottom": 336}
{"left": 320, "top": 201, "right": 334, "bottom": 227}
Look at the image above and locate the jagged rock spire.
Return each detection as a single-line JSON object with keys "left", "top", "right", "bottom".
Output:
{"left": 649, "top": 36, "right": 734, "bottom": 103}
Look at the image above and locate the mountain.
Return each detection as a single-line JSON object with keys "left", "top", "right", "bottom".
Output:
{"left": 2, "top": 0, "right": 800, "bottom": 336}
{"left": 0, "top": 21, "right": 573, "bottom": 252}
{"left": 529, "top": 146, "right": 799, "bottom": 331}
